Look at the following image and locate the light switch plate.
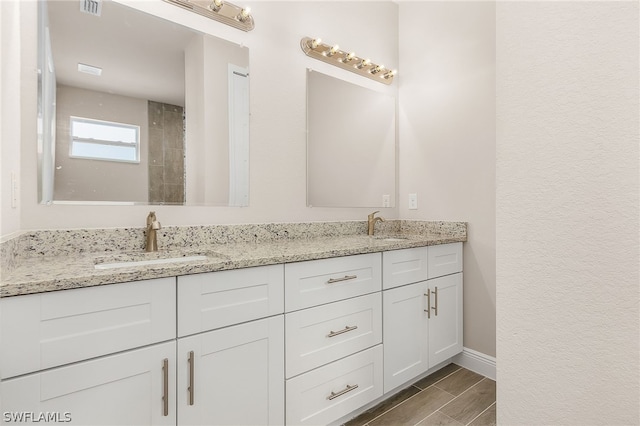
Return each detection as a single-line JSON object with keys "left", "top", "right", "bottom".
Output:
{"left": 382, "top": 195, "right": 390, "bottom": 208}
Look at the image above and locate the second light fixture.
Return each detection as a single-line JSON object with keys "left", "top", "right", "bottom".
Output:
{"left": 300, "top": 37, "right": 397, "bottom": 85}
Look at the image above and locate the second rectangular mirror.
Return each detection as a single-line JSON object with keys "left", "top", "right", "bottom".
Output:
{"left": 306, "top": 70, "right": 396, "bottom": 208}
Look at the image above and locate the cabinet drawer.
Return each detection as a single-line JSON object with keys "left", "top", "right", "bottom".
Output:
{"left": 177, "top": 264, "right": 284, "bottom": 337}
{"left": 1, "top": 278, "right": 175, "bottom": 379}
{"left": 382, "top": 247, "right": 428, "bottom": 289}
{"left": 285, "top": 253, "right": 382, "bottom": 311}
{"left": 286, "top": 345, "right": 383, "bottom": 426}
{"left": 428, "top": 243, "right": 463, "bottom": 279}
{"left": 285, "top": 293, "right": 382, "bottom": 378}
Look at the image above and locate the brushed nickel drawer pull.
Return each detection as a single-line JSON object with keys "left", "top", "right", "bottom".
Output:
{"left": 327, "top": 384, "right": 359, "bottom": 400}
{"left": 424, "top": 292, "right": 431, "bottom": 318}
{"left": 327, "top": 325, "right": 358, "bottom": 338}
{"left": 188, "top": 351, "right": 195, "bottom": 406}
{"left": 432, "top": 286, "right": 438, "bottom": 316}
{"left": 162, "top": 358, "right": 169, "bottom": 416}
{"left": 327, "top": 275, "right": 358, "bottom": 284}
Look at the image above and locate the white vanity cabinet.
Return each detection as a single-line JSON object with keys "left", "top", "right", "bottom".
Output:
{"left": 0, "top": 278, "right": 177, "bottom": 425}
{"left": 175, "top": 265, "right": 285, "bottom": 426}
{"left": 383, "top": 243, "right": 463, "bottom": 393}
{"left": 284, "top": 254, "right": 384, "bottom": 425}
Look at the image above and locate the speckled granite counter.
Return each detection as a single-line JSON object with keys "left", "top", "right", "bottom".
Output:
{"left": 1, "top": 220, "right": 466, "bottom": 297}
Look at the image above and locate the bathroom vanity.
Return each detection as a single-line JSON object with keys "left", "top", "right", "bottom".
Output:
{"left": 0, "top": 222, "right": 465, "bottom": 425}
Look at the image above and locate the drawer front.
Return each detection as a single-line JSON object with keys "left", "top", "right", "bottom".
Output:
{"left": 285, "top": 293, "right": 382, "bottom": 378}
{"left": 286, "top": 345, "right": 383, "bottom": 426}
{"left": 382, "top": 247, "right": 428, "bottom": 289}
{"left": 428, "top": 243, "right": 463, "bottom": 279}
{"left": 1, "top": 278, "right": 175, "bottom": 379}
{"left": 177, "top": 264, "right": 284, "bottom": 337}
{"left": 285, "top": 253, "right": 382, "bottom": 311}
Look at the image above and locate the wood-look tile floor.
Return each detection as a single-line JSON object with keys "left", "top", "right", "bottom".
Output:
{"left": 344, "top": 364, "right": 496, "bottom": 426}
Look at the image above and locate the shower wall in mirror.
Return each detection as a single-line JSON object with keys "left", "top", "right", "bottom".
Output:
{"left": 306, "top": 70, "right": 397, "bottom": 208}
{"left": 38, "top": 0, "right": 249, "bottom": 206}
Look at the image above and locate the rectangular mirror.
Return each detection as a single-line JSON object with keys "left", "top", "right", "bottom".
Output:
{"left": 37, "top": 0, "right": 249, "bottom": 206}
{"left": 306, "top": 70, "right": 396, "bottom": 208}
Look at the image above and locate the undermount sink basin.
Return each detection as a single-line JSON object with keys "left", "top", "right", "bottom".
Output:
{"left": 94, "top": 251, "right": 222, "bottom": 270}
{"left": 373, "top": 236, "right": 409, "bottom": 242}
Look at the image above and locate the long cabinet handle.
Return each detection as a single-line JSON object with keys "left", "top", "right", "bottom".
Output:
{"left": 424, "top": 291, "right": 431, "bottom": 318}
{"left": 327, "top": 384, "right": 359, "bottom": 400}
{"left": 432, "top": 286, "right": 438, "bottom": 316}
{"left": 162, "top": 358, "right": 169, "bottom": 416}
{"left": 188, "top": 351, "right": 195, "bottom": 406}
{"left": 327, "top": 325, "right": 358, "bottom": 338}
{"left": 327, "top": 275, "right": 357, "bottom": 284}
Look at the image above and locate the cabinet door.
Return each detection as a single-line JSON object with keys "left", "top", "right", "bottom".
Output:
{"left": 1, "top": 341, "right": 176, "bottom": 425}
{"left": 177, "top": 316, "right": 284, "bottom": 426}
{"left": 428, "top": 273, "right": 463, "bottom": 367}
{"left": 382, "top": 282, "right": 429, "bottom": 393}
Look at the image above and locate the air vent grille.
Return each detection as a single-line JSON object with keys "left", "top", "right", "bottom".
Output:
{"left": 80, "top": 0, "right": 102, "bottom": 16}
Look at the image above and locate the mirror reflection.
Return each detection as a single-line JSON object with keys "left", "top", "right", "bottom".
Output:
{"left": 38, "top": 0, "right": 249, "bottom": 206}
{"left": 306, "top": 70, "right": 396, "bottom": 208}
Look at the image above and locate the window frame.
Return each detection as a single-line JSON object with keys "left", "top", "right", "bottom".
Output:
{"left": 69, "top": 116, "right": 141, "bottom": 164}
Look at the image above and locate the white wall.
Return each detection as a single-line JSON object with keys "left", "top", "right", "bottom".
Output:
{"left": 496, "top": 2, "right": 639, "bottom": 424}
{"left": 0, "top": 1, "right": 22, "bottom": 239}
{"left": 398, "top": 2, "right": 496, "bottom": 357}
{"left": 13, "top": 1, "right": 399, "bottom": 231}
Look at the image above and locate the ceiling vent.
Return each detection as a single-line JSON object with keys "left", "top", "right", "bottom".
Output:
{"left": 80, "top": 0, "right": 102, "bottom": 17}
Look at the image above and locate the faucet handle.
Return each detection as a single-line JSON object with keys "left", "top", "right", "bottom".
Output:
{"left": 152, "top": 221, "right": 161, "bottom": 230}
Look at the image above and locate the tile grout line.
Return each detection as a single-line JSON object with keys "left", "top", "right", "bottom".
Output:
{"left": 464, "top": 401, "right": 496, "bottom": 426}
{"left": 361, "top": 366, "right": 464, "bottom": 425}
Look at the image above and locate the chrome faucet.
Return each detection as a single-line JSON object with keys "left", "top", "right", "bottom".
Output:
{"left": 145, "top": 211, "right": 162, "bottom": 252}
{"left": 367, "top": 211, "right": 385, "bottom": 236}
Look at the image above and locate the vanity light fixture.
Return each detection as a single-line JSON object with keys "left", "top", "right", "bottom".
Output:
{"left": 300, "top": 37, "right": 397, "bottom": 85}
{"left": 162, "top": 0, "right": 254, "bottom": 31}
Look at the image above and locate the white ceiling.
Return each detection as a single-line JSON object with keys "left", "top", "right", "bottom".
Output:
{"left": 47, "top": 0, "right": 198, "bottom": 106}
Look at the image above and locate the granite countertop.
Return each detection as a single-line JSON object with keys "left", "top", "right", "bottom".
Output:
{"left": 0, "top": 232, "right": 465, "bottom": 298}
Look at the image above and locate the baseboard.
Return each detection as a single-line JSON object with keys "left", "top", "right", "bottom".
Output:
{"left": 453, "top": 347, "right": 496, "bottom": 381}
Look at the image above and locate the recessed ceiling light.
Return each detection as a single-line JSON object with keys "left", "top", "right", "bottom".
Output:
{"left": 78, "top": 63, "right": 102, "bottom": 76}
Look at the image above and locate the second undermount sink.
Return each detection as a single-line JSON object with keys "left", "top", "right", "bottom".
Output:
{"left": 94, "top": 251, "right": 224, "bottom": 270}
{"left": 372, "top": 235, "right": 409, "bottom": 242}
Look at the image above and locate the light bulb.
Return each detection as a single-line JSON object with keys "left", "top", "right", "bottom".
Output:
{"left": 209, "top": 0, "right": 223, "bottom": 11}
{"left": 342, "top": 52, "right": 355, "bottom": 62}
{"left": 326, "top": 45, "right": 339, "bottom": 57}
{"left": 357, "top": 58, "right": 371, "bottom": 69}
{"left": 310, "top": 38, "right": 322, "bottom": 49}
{"left": 383, "top": 69, "right": 397, "bottom": 79}
{"left": 238, "top": 6, "right": 251, "bottom": 21}
{"left": 371, "top": 64, "right": 384, "bottom": 74}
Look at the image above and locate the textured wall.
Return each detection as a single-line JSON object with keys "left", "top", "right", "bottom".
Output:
{"left": 398, "top": 2, "right": 496, "bottom": 357}
{"left": 496, "top": 2, "right": 639, "bottom": 423}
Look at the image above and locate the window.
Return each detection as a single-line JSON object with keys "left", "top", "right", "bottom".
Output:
{"left": 70, "top": 117, "right": 140, "bottom": 163}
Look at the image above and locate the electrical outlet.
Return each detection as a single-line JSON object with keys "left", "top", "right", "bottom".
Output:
{"left": 382, "top": 195, "right": 390, "bottom": 208}
{"left": 408, "top": 193, "right": 418, "bottom": 210}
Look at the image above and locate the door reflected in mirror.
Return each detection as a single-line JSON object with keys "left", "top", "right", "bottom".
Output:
{"left": 38, "top": 0, "right": 249, "bottom": 206}
{"left": 306, "top": 70, "right": 396, "bottom": 208}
